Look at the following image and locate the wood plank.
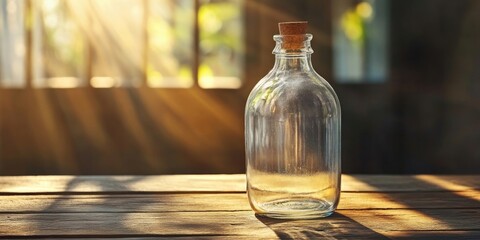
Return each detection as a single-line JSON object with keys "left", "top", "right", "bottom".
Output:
{"left": 21, "top": 233, "right": 480, "bottom": 240}
{"left": 340, "top": 191, "right": 480, "bottom": 210}
{"left": 342, "top": 175, "right": 480, "bottom": 192}
{"left": 0, "top": 191, "right": 478, "bottom": 213}
{"left": 0, "top": 194, "right": 250, "bottom": 213}
{"left": 0, "top": 174, "right": 478, "bottom": 239}
{"left": 0, "top": 237, "right": 291, "bottom": 240}
{"left": 338, "top": 209, "right": 480, "bottom": 231}
{"left": 0, "top": 211, "right": 387, "bottom": 239}
{"left": 0, "top": 175, "right": 246, "bottom": 194}
{"left": 381, "top": 231, "right": 480, "bottom": 240}
{"left": 0, "top": 175, "right": 479, "bottom": 194}
{"left": 0, "top": 210, "right": 478, "bottom": 238}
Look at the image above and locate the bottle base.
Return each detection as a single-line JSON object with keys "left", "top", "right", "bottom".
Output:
{"left": 254, "top": 198, "right": 335, "bottom": 219}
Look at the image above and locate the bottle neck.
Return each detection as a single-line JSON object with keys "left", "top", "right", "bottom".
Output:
{"left": 272, "top": 33, "right": 314, "bottom": 72}
{"left": 273, "top": 54, "right": 313, "bottom": 72}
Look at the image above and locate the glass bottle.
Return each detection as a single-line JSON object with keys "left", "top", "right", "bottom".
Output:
{"left": 245, "top": 21, "right": 341, "bottom": 219}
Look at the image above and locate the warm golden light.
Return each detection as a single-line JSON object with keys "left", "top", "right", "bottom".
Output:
{"left": 46, "top": 77, "right": 82, "bottom": 88}
{"left": 356, "top": 2, "right": 373, "bottom": 19}
{"left": 341, "top": 11, "right": 363, "bottom": 41}
{"left": 198, "top": 64, "right": 241, "bottom": 89}
{"left": 147, "top": 66, "right": 193, "bottom": 88}
{"left": 345, "top": 176, "right": 451, "bottom": 232}
{"left": 199, "top": 76, "right": 242, "bottom": 89}
{"left": 415, "top": 175, "right": 480, "bottom": 202}
{"left": 91, "top": 77, "right": 117, "bottom": 88}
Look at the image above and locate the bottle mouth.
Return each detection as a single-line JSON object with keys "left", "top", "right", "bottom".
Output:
{"left": 273, "top": 34, "right": 314, "bottom": 55}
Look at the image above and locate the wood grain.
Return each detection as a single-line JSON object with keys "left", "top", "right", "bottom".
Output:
{"left": 0, "top": 209, "right": 478, "bottom": 238}
{"left": 1, "top": 174, "right": 479, "bottom": 194}
{"left": 0, "top": 211, "right": 388, "bottom": 239}
{"left": 0, "top": 175, "right": 478, "bottom": 239}
{"left": 379, "top": 231, "right": 480, "bottom": 240}
{"left": 0, "top": 88, "right": 246, "bottom": 175}
{"left": 342, "top": 175, "right": 480, "bottom": 192}
{"left": 0, "top": 191, "right": 478, "bottom": 213}
{"left": 0, "top": 175, "right": 246, "bottom": 193}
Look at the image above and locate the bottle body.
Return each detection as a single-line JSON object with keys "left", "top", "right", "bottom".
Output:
{"left": 245, "top": 34, "right": 341, "bottom": 219}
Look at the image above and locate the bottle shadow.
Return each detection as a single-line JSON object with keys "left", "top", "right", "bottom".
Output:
{"left": 255, "top": 212, "right": 389, "bottom": 239}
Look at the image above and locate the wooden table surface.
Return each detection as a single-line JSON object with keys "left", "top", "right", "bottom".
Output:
{"left": 0, "top": 174, "right": 479, "bottom": 239}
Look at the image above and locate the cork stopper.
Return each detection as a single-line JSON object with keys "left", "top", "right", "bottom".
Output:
{"left": 278, "top": 21, "right": 308, "bottom": 35}
{"left": 278, "top": 21, "right": 308, "bottom": 50}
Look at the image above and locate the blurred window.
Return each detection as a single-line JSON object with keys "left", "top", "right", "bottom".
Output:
{"left": 0, "top": 0, "right": 244, "bottom": 89}
{"left": 333, "top": 0, "right": 389, "bottom": 83}
{"left": 198, "top": 0, "right": 244, "bottom": 89}
{"left": 0, "top": 0, "right": 27, "bottom": 88}
{"left": 31, "top": 0, "right": 88, "bottom": 88}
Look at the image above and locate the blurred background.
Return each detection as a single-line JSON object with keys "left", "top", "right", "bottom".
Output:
{"left": 1, "top": 0, "right": 479, "bottom": 175}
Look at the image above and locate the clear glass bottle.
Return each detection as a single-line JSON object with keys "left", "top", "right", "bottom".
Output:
{"left": 245, "top": 22, "right": 341, "bottom": 219}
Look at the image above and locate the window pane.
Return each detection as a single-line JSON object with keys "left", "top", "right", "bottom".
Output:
{"left": 85, "top": 0, "right": 144, "bottom": 88}
{"left": 147, "top": 0, "right": 194, "bottom": 88}
{"left": 198, "top": 0, "right": 244, "bottom": 89}
{"left": 0, "top": 0, "right": 26, "bottom": 88}
{"left": 32, "top": 0, "right": 87, "bottom": 88}
{"left": 333, "top": 0, "right": 389, "bottom": 83}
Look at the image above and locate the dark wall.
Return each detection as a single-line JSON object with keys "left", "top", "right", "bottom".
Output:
{"left": 335, "top": 0, "right": 480, "bottom": 173}
{"left": 389, "top": 0, "right": 480, "bottom": 173}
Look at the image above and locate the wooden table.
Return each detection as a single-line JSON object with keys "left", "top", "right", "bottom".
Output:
{"left": 0, "top": 175, "right": 479, "bottom": 239}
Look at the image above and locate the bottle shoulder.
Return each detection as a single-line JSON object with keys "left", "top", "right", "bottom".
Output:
{"left": 248, "top": 70, "right": 339, "bottom": 104}
{"left": 246, "top": 70, "right": 341, "bottom": 117}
